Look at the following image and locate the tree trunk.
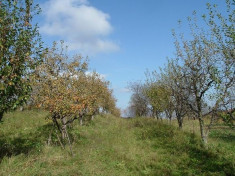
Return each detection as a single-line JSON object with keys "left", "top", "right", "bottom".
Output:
{"left": 64, "top": 124, "right": 74, "bottom": 156}
{"left": 52, "top": 117, "right": 64, "bottom": 149}
{"left": 61, "top": 118, "right": 67, "bottom": 140}
{"left": 53, "top": 117, "right": 62, "bottom": 134}
{"left": 20, "top": 106, "right": 24, "bottom": 111}
{"left": 79, "top": 115, "right": 83, "bottom": 126}
{"left": 0, "top": 111, "right": 4, "bottom": 122}
{"left": 166, "top": 110, "right": 173, "bottom": 125}
{"left": 198, "top": 117, "right": 208, "bottom": 145}
{"left": 177, "top": 116, "right": 183, "bottom": 129}
{"left": 91, "top": 115, "right": 94, "bottom": 121}
{"left": 47, "top": 130, "right": 52, "bottom": 146}
{"left": 155, "top": 111, "right": 159, "bottom": 120}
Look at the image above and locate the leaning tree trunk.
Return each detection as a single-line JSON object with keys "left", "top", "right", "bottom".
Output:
{"left": 52, "top": 117, "right": 65, "bottom": 149}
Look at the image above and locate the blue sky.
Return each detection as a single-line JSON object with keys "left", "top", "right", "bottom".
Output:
{"left": 35, "top": 0, "right": 226, "bottom": 111}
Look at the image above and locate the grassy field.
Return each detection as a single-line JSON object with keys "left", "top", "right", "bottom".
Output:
{"left": 0, "top": 111, "right": 234, "bottom": 176}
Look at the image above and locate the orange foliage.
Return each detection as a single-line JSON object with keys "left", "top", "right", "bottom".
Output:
{"left": 31, "top": 42, "right": 120, "bottom": 124}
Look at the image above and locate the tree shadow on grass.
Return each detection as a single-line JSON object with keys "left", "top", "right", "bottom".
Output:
{"left": 209, "top": 129, "right": 235, "bottom": 143}
{"left": 187, "top": 144, "right": 235, "bottom": 175}
{"left": 0, "top": 123, "right": 87, "bottom": 163}
{"left": 136, "top": 121, "right": 235, "bottom": 175}
{"left": 174, "top": 134, "right": 235, "bottom": 175}
{"left": 0, "top": 123, "right": 54, "bottom": 163}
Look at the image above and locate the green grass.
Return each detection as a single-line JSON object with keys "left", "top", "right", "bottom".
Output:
{"left": 169, "top": 118, "right": 235, "bottom": 159}
{"left": 0, "top": 111, "right": 234, "bottom": 176}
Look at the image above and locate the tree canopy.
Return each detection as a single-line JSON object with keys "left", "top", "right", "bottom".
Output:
{"left": 0, "top": 0, "right": 43, "bottom": 121}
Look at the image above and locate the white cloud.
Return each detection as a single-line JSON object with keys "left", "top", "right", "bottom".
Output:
{"left": 119, "top": 88, "right": 130, "bottom": 93}
{"left": 40, "top": 0, "right": 119, "bottom": 54}
{"left": 85, "top": 71, "right": 107, "bottom": 80}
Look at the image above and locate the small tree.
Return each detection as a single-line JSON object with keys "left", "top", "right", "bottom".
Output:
{"left": 144, "top": 71, "right": 175, "bottom": 121}
{"left": 204, "top": 0, "right": 235, "bottom": 125}
{"left": 144, "top": 83, "right": 163, "bottom": 119}
{"left": 128, "top": 82, "right": 149, "bottom": 117}
{"left": 0, "top": 0, "right": 43, "bottom": 121}
{"left": 31, "top": 42, "right": 89, "bottom": 149}
{"left": 172, "top": 0, "right": 234, "bottom": 143}
{"left": 160, "top": 60, "right": 189, "bottom": 128}
{"left": 31, "top": 42, "right": 120, "bottom": 152}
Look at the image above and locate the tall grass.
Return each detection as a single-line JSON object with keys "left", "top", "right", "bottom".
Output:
{"left": 0, "top": 111, "right": 234, "bottom": 176}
